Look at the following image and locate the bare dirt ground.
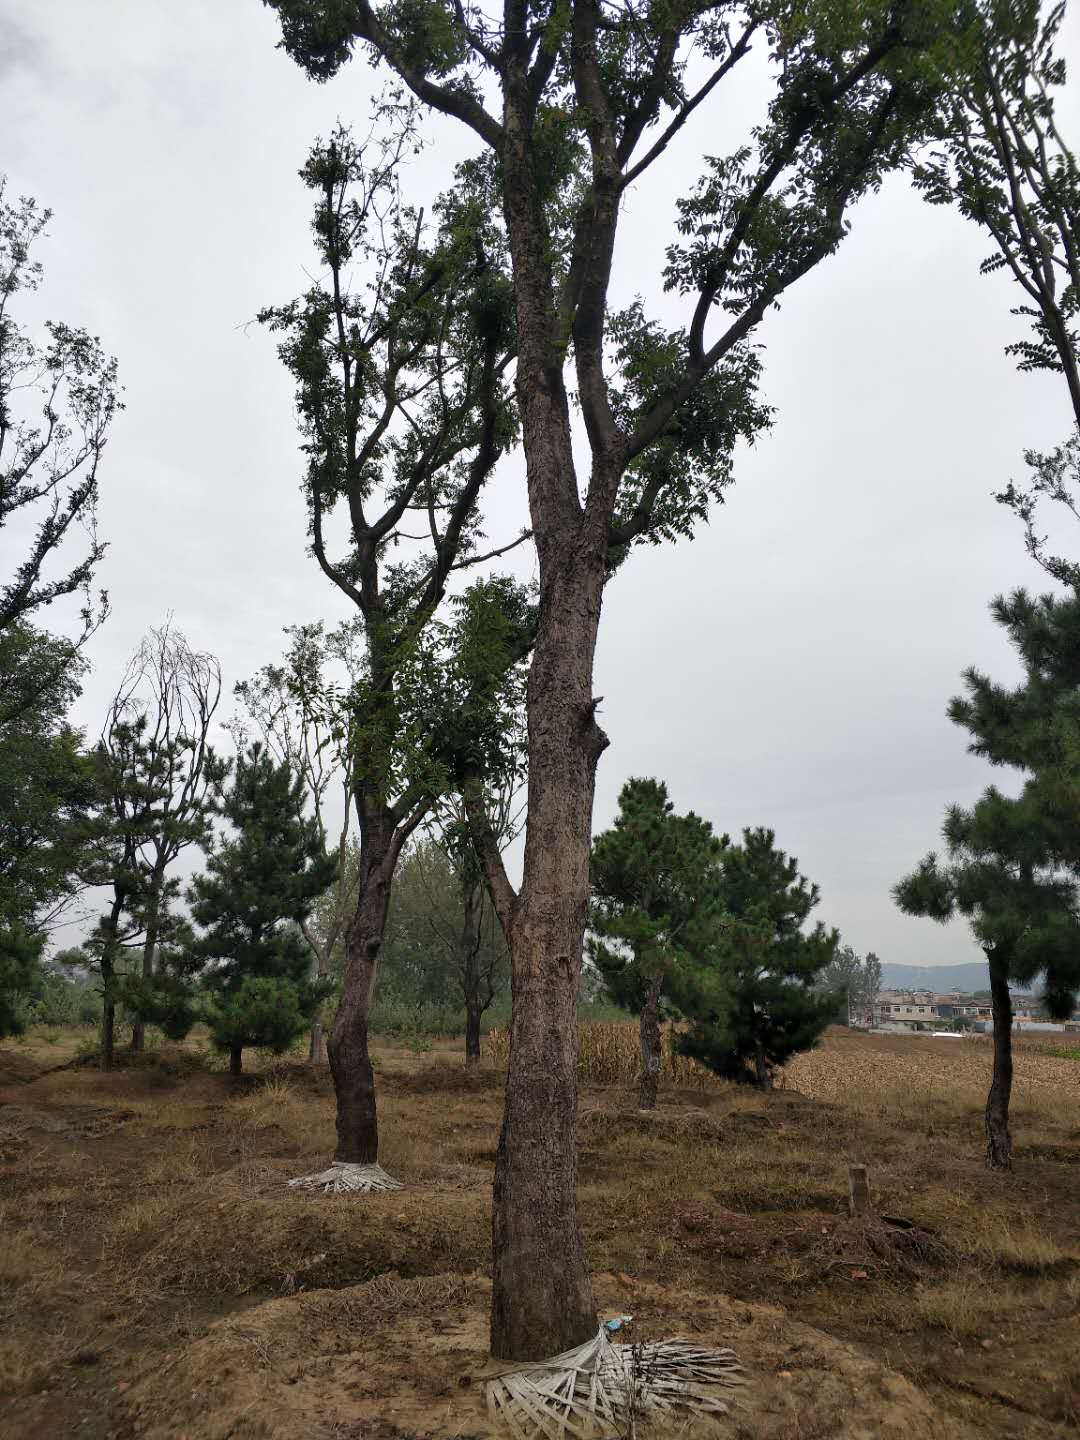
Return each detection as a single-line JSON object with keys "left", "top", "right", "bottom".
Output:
{"left": 1, "top": 1027, "right": 1078, "bottom": 1439}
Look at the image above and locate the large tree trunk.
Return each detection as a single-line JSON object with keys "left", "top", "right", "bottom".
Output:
{"left": 638, "top": 974, "right": 663, "bottom": 1111}
{"left": 489, "top": 552, "right": 606, "bottom": 1361}
{"left": 230, "top": 1044, "right": 243, "bottom": 1078}
{"left": 486, "top": 66, "right": 619, "bottom": 1363}
{"left": 327, "top": 802, "right": 395, "bottom": 1165}
{"left": 986, "top": 955, "right": 1013, "bottom": 1171}
{"left": 462, "top": 879, "right": 484, "bottom": 1065}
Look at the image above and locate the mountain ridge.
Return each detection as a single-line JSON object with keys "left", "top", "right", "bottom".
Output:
{"left": 881, "top": 960, "right": 991, "bottom": 992}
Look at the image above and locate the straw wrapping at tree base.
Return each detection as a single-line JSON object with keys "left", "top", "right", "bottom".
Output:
{"left": 485, "top": 1326, "right": 745, "bottom": 1438}
{"left": 287, "top": 1161, "right": 403, "bottom": 1194}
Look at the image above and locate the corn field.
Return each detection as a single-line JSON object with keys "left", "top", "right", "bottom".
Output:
{"left": 484, "top": 1020, "right": 1080, "bottom": 1103}
{"left": 485, "top": 1021, "right": 724, "bottom": 1088}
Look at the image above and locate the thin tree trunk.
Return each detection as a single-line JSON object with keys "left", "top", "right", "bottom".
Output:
{"left": 327, "top": 803, "right": 395, "bottom": 1165}
{"left": 490, "top": 552, "right": 606, "bottom": 1361}
{"left": 754, "top": 1041, "right": 773, "bottom": 1092}
{"left": 101, "top": 975, "right": 115, "bottom": 1073}
{"left": 99, "top": 891, "right": 125, "bottom": 1072}
{"left": 229, "top": 1044, "right": 243, "bottom": 1079}
{"left": 130, "top": 894, "right": 160, "bottom": 1054}
{"left": 465, "top": 1004, "right": 482, "bottom": 1064}
{"left": 986, "top": 954, "right": 1013, "bottom": 1171}
{"left": 308, "top": 944, "right": 327, "bottom": 1064}
{"left": 309, "top": 1016, "right": 326, "bottom": 1065}
{"left": 638, "top": 975, "right": 663, "bottom": 1111}
{"left": 462, "top": 879, "right": 484, "bottom": 1065}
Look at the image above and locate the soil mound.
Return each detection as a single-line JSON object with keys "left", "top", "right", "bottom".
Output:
{"left": 122, "top": 1272, "right": 980, "bottom": 1440}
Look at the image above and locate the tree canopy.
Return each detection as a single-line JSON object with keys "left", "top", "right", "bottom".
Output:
{"left": 187, "top": 743, "right": 337, "bottom": 1075}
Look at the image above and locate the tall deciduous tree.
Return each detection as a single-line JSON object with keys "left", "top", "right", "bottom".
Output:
{"left": 588, "top": 778, "right": 727, "bottom": 1109}
{"left": 914, "top": 0, "right": 1080, "bottom": 585}
{"left": 267, "top": 0, "right": 975, "bottom": 1361}
{"left": 0, "top": 179, "right": 117, "bottom": 721}
{"left": 260, "top": 119, "right": 522, "bottom": 1188}
{"left": 816, "top": 943, "right": 881, "bottom": 1024}
{"left": 679, "top": 828, "right": 840, "bottom": 1089}
{"left": 188, "top": 744, "right": 336, "bottom": 1077}
{"left": 385, "top": 831, "right": 512, "bottom": 1056}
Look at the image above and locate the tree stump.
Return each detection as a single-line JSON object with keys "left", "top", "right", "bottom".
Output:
{"left": 848, "top": 1164, "right": 872, "bottom": 1217}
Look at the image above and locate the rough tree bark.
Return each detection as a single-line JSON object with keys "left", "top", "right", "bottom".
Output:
{"left": 986, "top": 953, "right": 1014, "bottom": 1171}
{"left": 326, "top": 800, "right": 396, "bottom": 1165}
{"left": 98, "top": 887, "right": 127, "bottom": 1072}
{"left": 473, "top": 63, "right": 621, "bottom": 1358}
{"left": 130, "top": 881, "right": 163, "bottom": 1054}
{"left": 101, "top": 975, "right": 116, "bottom": 1073}
{"left": 309, "top": 1012, "right": 326, "bottom": 1065}
{"left": 486, "top": 551, "right": 608, "bottom": 1360}
{"left": 754, "top": 1041, "right": 773, "bottom": 1092}
{"left": 638, "top": 974, "right": 664, "bottom": 1111}
{"left": 461, "top": 879, "right": 484, "bottom": 1065}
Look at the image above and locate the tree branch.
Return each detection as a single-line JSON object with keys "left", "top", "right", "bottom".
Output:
{"left": 463, "top": 770, "right": 519, "bottom": 937}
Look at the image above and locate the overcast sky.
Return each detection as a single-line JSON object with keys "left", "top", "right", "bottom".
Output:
{"left": 4, "top": 0, "right": 1080, "bottom": 967}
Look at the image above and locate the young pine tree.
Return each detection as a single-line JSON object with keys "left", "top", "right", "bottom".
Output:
{"left": 188, "top": 744, "right": 336, "bottom": 1077}
{"left": 679, "top": 828, "right": 840, "bottom": 1090}
{"left": 895, "top": 591, "right": 1080, "bottom": 1170}
{"left": 588, "top": 779, "right": 727, "bottom": 1109}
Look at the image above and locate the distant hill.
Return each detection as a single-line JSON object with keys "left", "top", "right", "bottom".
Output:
{"left": 881, "top": 961, "right": 991, "bottom": 992}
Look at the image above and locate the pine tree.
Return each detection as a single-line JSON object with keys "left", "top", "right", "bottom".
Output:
{"left": 0, "top": 625, "right": 99, "bottom": 1036}
{"left": 588, "top": 778, "right": 727, "bottom": 1109}
{"left": 895, "top": 590, "right": 1080, "bottom": 1169}
{"left": 679, "top": 829, "right": 840, "bottom": 1090}
{"left": 188, "top": 744, "right": 336, "bottom": 1077}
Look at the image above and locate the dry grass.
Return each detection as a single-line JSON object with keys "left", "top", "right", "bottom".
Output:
{"left": 487, "top": 1020, "right": 724, "bottom": 1087}
{"left": 1, "top": 1028, "right": 1079, "bottom": 1438}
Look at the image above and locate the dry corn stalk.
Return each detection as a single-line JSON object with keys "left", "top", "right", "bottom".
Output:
{"left": 486, "top": 1022, "right": 723, "bottom": 1090}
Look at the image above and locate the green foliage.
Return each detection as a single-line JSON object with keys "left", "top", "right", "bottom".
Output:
{"left": 913, "top": 0, "right": 1078, "bottom": 390}
{"left": 186, "top": 744, "right": 337, "bottom": 1067}
{"left": 0, "top": 177, "right": 117, "bottom": 653}
{"left": 0, "top": 923, "right": 45, "bottom": 1037}
{"left": 0, "top": 626, "right": 101, "bottom": 1035}
{"left": 203, "top": 976, "right": 312, "bottom": 1058}
{"left": 911, "top": 1, "right": 1080, "bottom": 587}
{"left": 591, "top": 790, "right": 842, "bottom": 1084}
{"left": 423, "top": 576, "right": 532, "bottom": 791}
{"left": 264, "top": 0, "right": 975, "bottom": 579}
{"left": 678, "top": 828, "right": 840, "bottom": 1085}
{"left": 588, "top": 777, "right": 728, "bottom": 1017}
{"left": 29, "top": 963, "right": 100, "bottom": 1027}
{"left": 325, "top": 834, "right": 511, "bottom": 1015}
{"left": 895, "top": 585, "right": 1080, "bottom": 1012}
{"left": 816, "top": 943, "right": 882, "bottom": 1022}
